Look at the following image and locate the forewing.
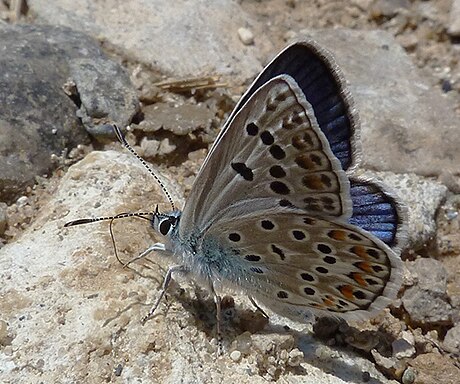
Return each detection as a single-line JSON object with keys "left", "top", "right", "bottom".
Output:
{"left": 217, "top": 40, "right": 360, "bottom": 172}
{"left": 180, "top": 75, "right": 352, "bottom": 238}
{"left": 201, "top": 207, "right": 403, "bottom": 322}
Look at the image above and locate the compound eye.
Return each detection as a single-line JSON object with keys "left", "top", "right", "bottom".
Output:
{"left": 159, "top": 218, "right": 173, "bottom": 236}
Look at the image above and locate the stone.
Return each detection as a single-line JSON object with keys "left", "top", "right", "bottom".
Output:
{"left": 69, "top": 58, "right": 139, "bottom": 139}
{"left": 370, "top": 0, "right": 411, "bottom": 19}
{"left": 132, "top": 102, "right": 214, "bottom": 136}
{"left": 443, "top": 323, "right": 460, "bottom": 353}
{"left": 238, "top": 27, "right": 254, "bottom": 45}
{"left": 436, "top": 194, "right": 460, "bottom": 256}
{"left": 299, "top": 29, "right": 460, "bottom": 177}
{"left": 28, "top": 0, "right": 262, "bottom": 81}
{"left": 447, "top": 0, "right": 460, "bottom": 37}
{"left": 139, "top": 137, "right": 176, "bottom": 158}
{"left": 0, "top": 24, "right": 138, "bottom": 203}
{"left": 0, "top": 202, "right": 7, "bottom": 236}
{"left": 229, "top": 350, "right": 242, "bottom": 362}
{"left": 409, "top": 353, "right": 460, "bottom": 384}
{"left": 392, "top": 338, "right": 416, "bottom": 359}
{"left": 402, "top": 258, "right": 453, "bottom": 325}
{"left": 401, "top": 367, "right": 416, "bottom": 384}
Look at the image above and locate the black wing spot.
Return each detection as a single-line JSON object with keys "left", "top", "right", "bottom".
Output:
{"left": 269, "top": 145, "right": 286, "bottom": 160}
{"left": 348, "top": 233, "right": 362, "bottom": 241}
{"left": 231, "top": 162, "right": 254, "bottom": 181}
{"left": 353, "top": 290, "right": 366, "bottom": 300}
{"left": 270, "top": 181, "right": 290, "bottom": 195}
{"left": 271, "top": 244, "right": 285, "bottom": 260}
{"left": 300, "top": 272, "right": 314, "bottom": 281}
{"left": 367, "top": 249, "right": 380, "bottom": 259}
{"left": 260, "top": 131, "right": 275, "bottom": 145}
{"left": 317, "top": 244, "right": 332, "bottom": 254}
{"left": 292, "top": 230, "right": 306, "bottom": 240}
{"left": 316, "top": 266, "right": 329, "bottom": 274}
{"left": 261, "top": 220, "right": 275, "bottom": 230}
{"left": 269, "top": 165, "right": 286, "bottom": 178}
{"left": 245, "top": 255, "right": 261, "bottom": 262}
{"left": 279, "top": 199, "right": 294, "bottom": 207}
{"left": 303, "top": 217, "right": 316, "bottom": 225}
{"left": 323, "top": 256, "right": 337, "bottom": 264}
{"left": 228, "top": 233, "right": 241, "bottom": 242}
{"left": 304, "top": 287, "right": 315, "bottom": 296}
{"left": 246, "top": 122, "right": 258, "bottom": 136}
{"left": 277, "top": 291, "right": 289, "bottom": 299}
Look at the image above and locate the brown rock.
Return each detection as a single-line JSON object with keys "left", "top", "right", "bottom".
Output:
{"left": 409, "top": 352, "right": 460, "bottom": 384}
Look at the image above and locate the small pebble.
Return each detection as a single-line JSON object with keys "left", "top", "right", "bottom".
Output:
{"left": 114, "top": 363, "right": 123, "bottom": 376}
{"left": 442, "top": 79, "right": 453, "bottom": 93}
{"left": 16, "top": 196, "right": 29, "bottom": 207}
{"left": 288, "top": 349, "right": 304, "bottom": 367}
{"left": 401, "top": 366, "right": 416, "bottom": 384}
{"left": 230, "top": 350, "right": 242, "bottom": 362}
{"left": 0, "top": 202, "right": 7, "bottom": 235}
{"left": 238, "top": 27, "right": 254, "bottom": 45}
{"left": 0, "top": 320, "right": 8, "bottom": 343}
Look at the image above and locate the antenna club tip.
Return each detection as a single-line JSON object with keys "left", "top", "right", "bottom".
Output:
{"left": 64, "top": 218, "right": 94, "bottom": 227}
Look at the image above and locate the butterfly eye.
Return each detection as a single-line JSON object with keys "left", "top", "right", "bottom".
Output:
{"left": 159, "top": 218, "right": 174, "bottom": 236}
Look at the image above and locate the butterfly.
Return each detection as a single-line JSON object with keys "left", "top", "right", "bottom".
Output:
{"left": 65, "top": 40, "right": 406, "bottom": 345}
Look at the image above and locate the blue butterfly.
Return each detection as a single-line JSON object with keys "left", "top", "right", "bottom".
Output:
{"left": 66, "top": 40, "right": 406, "bottom": 345}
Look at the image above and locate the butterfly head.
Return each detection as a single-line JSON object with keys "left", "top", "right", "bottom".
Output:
{"left": 151, "top": 206, "right": 181, "bottom": 238}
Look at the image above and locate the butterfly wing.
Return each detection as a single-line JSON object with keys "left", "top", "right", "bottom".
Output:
{"left": 175, "top": 41, "right": 406, "bottom": 322}
{"left": 348, "top": 176, "right": 407, "bottom": 251}
{"left": 180, "top": 75, "right": 353, "bottom": 238}
{"left": 215, "top": 40, "right": 360, "bottom": 172}
{"left": 198, "top": 206, "right": 403, "bottom": 322}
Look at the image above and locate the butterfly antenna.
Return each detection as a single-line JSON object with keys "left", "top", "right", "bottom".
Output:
{"left": 64, "top": 212, "right": 152, "bottom": 227}
{"left": 113, "top": 124, "right": 176, "bottom": 211}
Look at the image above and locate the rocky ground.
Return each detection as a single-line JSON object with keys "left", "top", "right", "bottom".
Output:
{"left": 0, "top": 1, "right": 459, "bottom": 383}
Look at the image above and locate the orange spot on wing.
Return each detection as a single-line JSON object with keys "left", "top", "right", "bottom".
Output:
{"left": 322, "top": 297, "right": 334, "bottom": 307}
{"left": 302, "top": 175, "right": 324, "bottom": 190}
{"left": 329, "top": 230, "right": 347, "bottom": 241}
{"left": 351, "top": 272, "right": 367, "bottom": 287}
{"left": 351, "top": 245, "right": 369, "bottom": 259}
{"left": 339, "top": 285, "right": 354, "bottom": 300}
{"left": 356, "top": 261, "right": 373, "bottom": 273}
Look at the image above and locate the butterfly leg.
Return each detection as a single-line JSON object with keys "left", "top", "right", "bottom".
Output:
{"left": 248, "top": 296, "right": 270, "bottom": 320}
{"left": 122, "top": 243, "right": 166, "bottom": 268}
{"left": 141, "top": 264, "right": 185, "bottom": 324}
{"left": 210, "top": 283, "right": 223, "bottom": 355}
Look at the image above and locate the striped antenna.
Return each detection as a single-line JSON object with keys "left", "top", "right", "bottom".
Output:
{"left": 113, "top": 124, "right": 176, "bottom": 211}
{"left": 64, "top": 212, "right": 153, "bottom": 227}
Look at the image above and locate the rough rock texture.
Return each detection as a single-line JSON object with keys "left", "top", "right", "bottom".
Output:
{"left": 133, "top": 103, "right": 215, "bottom": 136}
{"left": 447, "top": 0, "right": 460, "bottom": 37}
{"left": 443, "top": 323, "right": 460, "bottom": 353}
{"left": 300, "top": 29, "right": 460, "bottom": 177}
{"left": 28, "top": 0, "right": 263, "bottom": 81}
{"left": 408, "top": 352, "right": 460, "bottom": 384}
{"left": 0, "top": 151, "right": 394, "bottom": 384}
{"left": 0, "top": 23, "right": 138, "bottom": 203}
{"left": 402, "top": 258, "right": 453, "bottom": 325}
{"left": 361, "top": 171, "right": 448, "bottom": 248}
